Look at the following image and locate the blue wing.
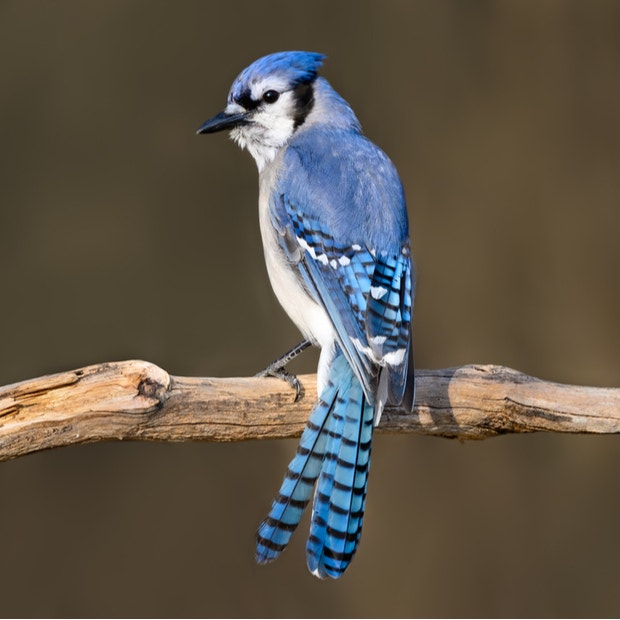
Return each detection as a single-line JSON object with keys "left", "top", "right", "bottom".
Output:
{"left": 270, "top": 127, "right": 414, "bottom": 407}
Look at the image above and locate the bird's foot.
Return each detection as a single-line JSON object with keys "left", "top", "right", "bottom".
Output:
{"left": 255, "top": 339, "right": 312, "bottom": 402}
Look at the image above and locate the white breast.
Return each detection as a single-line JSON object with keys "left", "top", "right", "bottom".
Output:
{"left": 257, "top": 169, "right": 335, "bottom": 352}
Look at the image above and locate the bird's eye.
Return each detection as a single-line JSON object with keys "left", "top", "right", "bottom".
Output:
{"left": 262, "top": 90, "right": 280, "bottom": 104}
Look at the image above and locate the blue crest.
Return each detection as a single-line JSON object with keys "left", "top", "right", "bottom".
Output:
{"left": 229, "top": 51, "right": 325, "bottom": 102}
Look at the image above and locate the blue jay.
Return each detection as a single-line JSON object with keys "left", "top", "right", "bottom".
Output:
{"left": 198, "top": 51, "right": 415, "bottom": 579}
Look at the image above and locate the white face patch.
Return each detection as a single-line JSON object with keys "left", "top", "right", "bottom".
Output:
{"left": 229, "top": 89, "right": 299, "bottom": 171}
{"left": 249, "top": 76, "right": 290, "bottom": 102}
{"left": 224, "top": 102, "right": 246, "bottom": 115}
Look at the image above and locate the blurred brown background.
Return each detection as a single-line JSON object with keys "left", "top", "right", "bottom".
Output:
{"left": 1, "top": 1, "right": 619, "bottom": 617}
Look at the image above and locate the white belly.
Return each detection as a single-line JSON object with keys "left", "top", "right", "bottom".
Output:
{"left": 257, "top": 178, "right": 335, "bottom": 351}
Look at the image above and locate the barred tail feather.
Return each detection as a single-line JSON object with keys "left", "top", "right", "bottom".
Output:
{"left": 305, "top": 392, "right": 347, "bottom": 573}
{"left": 255, "top": 372, "right": 340, "bottom": 564}
{"left": 256, "top": 354, "right": 375, "bottom": 579}
{"left": 307, "top": 372, "right": 374, "bottom": 579}
{"left": 332, "top": 388, "right": 373, "bottom": 570}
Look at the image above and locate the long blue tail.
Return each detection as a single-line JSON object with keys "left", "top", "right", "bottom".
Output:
{"left": 255, "top": 354, "right": 374, "bottom": 579}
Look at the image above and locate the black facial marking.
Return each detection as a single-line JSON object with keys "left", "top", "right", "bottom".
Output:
{"left": 292, "top": 82, "right": 315, "bottom": 129}
{"left": 234, "top": 89, "right": 259, "bottom": 111}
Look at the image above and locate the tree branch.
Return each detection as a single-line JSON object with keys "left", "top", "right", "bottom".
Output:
{"left": 0, "top": 360, "right": 618, "bottom": 462}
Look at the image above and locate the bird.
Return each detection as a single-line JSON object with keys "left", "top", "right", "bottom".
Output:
{"left": 197, "top": 51, "right": 415, "bottom": 579}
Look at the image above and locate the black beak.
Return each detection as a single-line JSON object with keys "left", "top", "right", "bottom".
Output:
{"left": 196, "top": 110, "right": 249, "bottom": 135}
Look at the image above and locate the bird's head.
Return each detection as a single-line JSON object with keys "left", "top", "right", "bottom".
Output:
{"left": 197, "top": 51, "right": 325, "bottom": 170}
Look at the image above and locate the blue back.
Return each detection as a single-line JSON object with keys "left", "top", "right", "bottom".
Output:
{"left": 280, "top": 127, "right": 409, "bottom": 249}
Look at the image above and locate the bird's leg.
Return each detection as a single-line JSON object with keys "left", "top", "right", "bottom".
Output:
{"left": 255, "top": 339, "right": 313, "bottom": 401}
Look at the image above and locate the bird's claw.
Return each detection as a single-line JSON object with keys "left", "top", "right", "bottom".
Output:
{"left": 255, "top": 340, "right": 311, "bottom": 401}
{"left": 255, "top": 366, "right": 303, "bottom": 401}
